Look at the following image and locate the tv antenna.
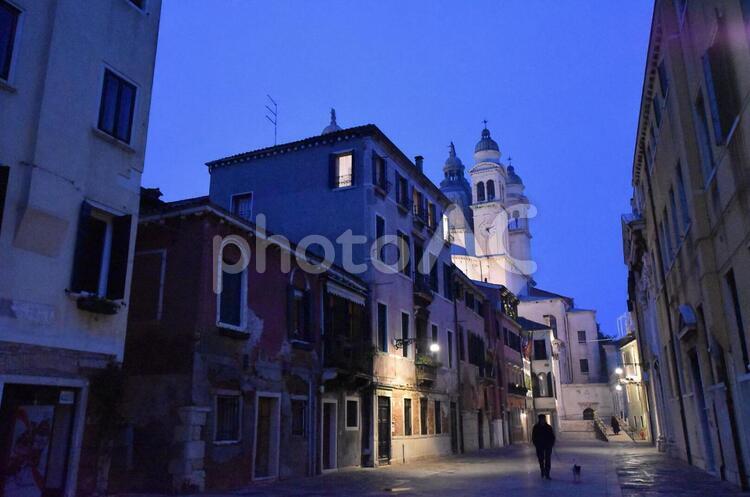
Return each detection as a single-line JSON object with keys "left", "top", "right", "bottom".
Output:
{"left": 265, "top": 94, "right": 278, "bottom": 145}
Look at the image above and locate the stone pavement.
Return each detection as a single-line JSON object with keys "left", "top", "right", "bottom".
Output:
{"left": 615, "top": 444, "right": 748, "bottom": 496}
{"left": 116, "top": 441, "right": 749, "bottom": 497}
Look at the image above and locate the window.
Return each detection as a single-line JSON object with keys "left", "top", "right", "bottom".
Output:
{"left": 579, "top": 359, "right": 590, "bottom": 374}
{"left": 662, "top": 207, "right": 674, "bottom": 259}
{"left": 372, "top": 152, "right": 387, "bottom": 190}
{"left": 398, "top": 231, "right": 410, "bottom": 276}
{"left": 420, "top": 398, "right": 428, "bottom": 435}
{"left": 476, "top": 182, "right": 485, "bottom": 202}
{"left": 217, "top": 242, "right": 247, "bottom": 328}
{"left": 676, "top": 164, "right": 690, "bottom": 230}
{"left": 70, "top": 202, "right": 132, "bottom": 300}
{"left": 442, "top": 213, "right": 450, "bottom": 242}
{"left": 509, "top": 211, "right": 520, "bottom": 230}
{"left": 429, "top": 254, "right": 438, "bottom": 292}
{"left": 577, "top": 330, "right": 586, "bottom": 344}
{"left": 0, "top": 1, "right": 19, "bottom": 81}
{"left": 658, "top": 220, "right": 670, "bottom": 270}
{"left": 725, "top": 269, "right": 749, "bottom": 372}
{"left": 401, "top": 312, "right": 409, "bottom": 358}
{"left": 215, "top": 394, "right": 241, "bottom": 442}
{"left": 375, "top": 215, "right": 385, "bottom": 263}
{"left": 431, "top": 324, "right": 438, "bottom": 352}
{"left": 427, "top": 202, "right": 437, "bottom": 229}
{"left": 486, "top": 180, "right": 495, "bottom": 200}
{"left": 346, "top": 399, "right": 359, "bottom": 430}
{"left": 231, "top": 193, "right": 253, "bottom": 220}
{"left": 458, "top": 327, "right": 465, "bottom": 361}
{"left": 447, "top": 331, "right": 453, "bottom": 368}
{"left": 669, "top": 188, "right": 681, "bottom": 249}
{"left": 465, "top": 291, "right": 474, "bottom": 310}
{"left": 443, "top": 263, "right": 453, "bottom": 299}
{"left": 657, "top": 60, "right": 669, "bottom": 97}
{"left": 330, "top": 152, "right": 354, "bottom": 188}
{"left": 395, "top": 171, "right": 409, "bottom": 208}
{"left": 694, "top": 92, "right": 715, "bottom": 181}
{"left": 703, "top": 19, "right": 740, "bottom": 144}
{"left": 377, "top": 303, "right": 388, "bottom": 352}
{"left": 0, "top": 165, "right": 8, "bottom": 234}
{"left": 533, "top": 340, "right": 547, "bottom": 360}
{"left": 288, "top": 285, "right": 310, "bottom": 341}
{"left": 434, "top": 401, "right": 442, "bottom": 434}
{"left": 291, "top": 399, "right": 306, "bottom": 436}
{"left": 98, "top": 69, "right": 137, "bottom": 143}
{"left": 412, "top": 189, "right": 424, "bottom": 219}
{"left": 404, "top": 398, "right": 412, "bottom": 436}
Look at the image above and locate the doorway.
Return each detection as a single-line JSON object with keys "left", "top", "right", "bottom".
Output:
{"left": 322, "top": 401, "right": 337, "bottom": 471}
{"left": 0, "top": 384, "right": 77, "bottom": 497}
{"left": 253, "top": 394, "right": 280, "bottom": 480}
{"left": 377, "top": 396, "right": 391, "bottom": 463}
{"left": 582, "top": 408, "right": 595, "bottom": 420}
{"left": 689, "top": 350, "right": 716, "bottom": 473}
{"left": 478, "top": 410, "right": 484, "bottom": 449}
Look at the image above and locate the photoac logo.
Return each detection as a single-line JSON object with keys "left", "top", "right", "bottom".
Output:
{"left": 212, "top": 204, "right": 538, "bottom": 294}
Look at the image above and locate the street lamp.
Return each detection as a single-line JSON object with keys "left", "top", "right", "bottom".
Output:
{"left": 615, "top": 367, "right": 624, "bottom": 375}
{"left": 392, "top": 337, "right": 440, "bottom": 353}
{"left": 615, "top": 384, "right": 623, "bottom": 391}
{"left": 429, "top": 343, "right": 440, "bottom": 353}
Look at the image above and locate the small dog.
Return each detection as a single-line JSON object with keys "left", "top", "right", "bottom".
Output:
{"left": 572, "top": 464, "right": 582, "bottom": 482}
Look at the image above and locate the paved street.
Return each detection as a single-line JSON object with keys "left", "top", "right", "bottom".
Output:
{"left": 119, "top": 441, "right": 746, "bottom": 497}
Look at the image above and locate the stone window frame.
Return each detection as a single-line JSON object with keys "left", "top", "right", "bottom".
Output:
{"left": 345, "top": 397, "right": 359, "bottom": 431}
{"left": 213, "top": 389, "right": 242, "bottom": 445}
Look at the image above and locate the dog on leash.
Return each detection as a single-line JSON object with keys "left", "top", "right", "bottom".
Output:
{"left": 572, "top": 463, "right": 582, "bottom": 482}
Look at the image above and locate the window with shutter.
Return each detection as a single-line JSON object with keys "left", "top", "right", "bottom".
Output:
{"left": 98, "top": 69, "right": 137, "bottom": 144}
{"left": 0, "top": 165, "right": 8, "bottom": 235}
{"left": 217, "top": 242, "right": 247, "bottom": 329}
{"left": 703, "top": 18, "right": 740, "bottom": 144}
{"left": 0, "top": 1, "right": 20, "bottom": 81}
{"left": 70, "top": 201, "right": 131, "bottom": 301}
{"left": 330, "top": 152, "right": 354, "bottom": 188}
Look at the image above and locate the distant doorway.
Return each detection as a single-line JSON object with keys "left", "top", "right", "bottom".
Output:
{"left": 253, "top": 394, "right": 280, "bottom": 480}
{"left": 478, "top": 410, "right": 484, "bottom": 449}
{"left": 377, "top": 396, "right": 391, "bottom": 463}
{"left": 582, "top": 408, "right": 595, "bottom": 420}
{"left": 322, "top": 401, "right": 337, "bottom": 471}
{"left": 689, "top": 350, "right": 716, "bottom": 473}
{"left": 450, "top": 402, "right": 458, "bottom": 453}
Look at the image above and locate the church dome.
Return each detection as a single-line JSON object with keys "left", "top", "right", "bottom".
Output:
{"left": 474, "top": 127, "right": 499, "bottom": 153}
{"left": 507, "top": 165, "right": 523, "bottom": 185}
{"left": 321, "top": 108, "right": 342, "bottom": 135}
{"left": 443, "top": 142, "right": 464, "bottom": 171}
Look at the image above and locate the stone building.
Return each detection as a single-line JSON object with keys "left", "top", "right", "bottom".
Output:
{"left": 612, "top": 334, "right": 651, "bottom": 442}
{"left": 0, "top": 1, "right": 161, "bottom": 496}
{"left": 110, "top": 194, "right": 367, "bottom": 493}
{"left": 206, "top": 114, "right": 462, "bottom": 467}
{"left": 622, "top": 0, "right": 750, "bottom": 488}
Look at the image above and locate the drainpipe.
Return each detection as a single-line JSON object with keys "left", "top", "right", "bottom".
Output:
{"left": 453, "top": 280, "right": 464, "bottom": 453}
{"left": 643, "top": 168, "right": 692, "bottom": 465}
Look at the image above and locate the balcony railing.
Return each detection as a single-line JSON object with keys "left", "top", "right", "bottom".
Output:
{"left": 323, "top": 335, "right": 374, "bottom": 375}
{"left": 507, "top": 383, "right": 529, "bottom": 396}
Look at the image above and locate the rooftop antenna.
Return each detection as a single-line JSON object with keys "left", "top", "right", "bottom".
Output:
{"left": 265, "top": 94, "right": 278, "bottom": 145}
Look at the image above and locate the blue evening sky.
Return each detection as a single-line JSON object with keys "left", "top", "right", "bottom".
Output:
{"left": 142, "top": 1, "right": 653, "bottom": 335}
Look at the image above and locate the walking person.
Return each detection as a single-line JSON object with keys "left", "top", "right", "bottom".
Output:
{"left": 532, "top": 414, "right": 555, "bottom": 480}
{"left": 611, "top": 416, "right": 621, "bottom": 435}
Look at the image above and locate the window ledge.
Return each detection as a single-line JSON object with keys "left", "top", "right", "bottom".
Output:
{"left": 332, "top": 185, "right": 357, "bottom": 192}
{"left": 91, "top": 126, "right": 136, "bottom": 154}
{"left": 216, "top": 322, "right": 250, "bottom": 339}
{"left": 0, "top": 78, "right": 17, "bottom": 94}
{"left": 213, "top": 439, "right": 241, "bottom": 446}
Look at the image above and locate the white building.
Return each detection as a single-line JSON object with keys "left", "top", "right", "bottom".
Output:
{"left": 441, "top": 127, "right": 616, "bottom": 424}
{"left": 0, "top": 1, "right": 161, "bottom": 496}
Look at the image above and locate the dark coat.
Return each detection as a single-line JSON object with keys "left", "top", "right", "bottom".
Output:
{"left": 532, "top": 421, "right": 556, "bottom": 449}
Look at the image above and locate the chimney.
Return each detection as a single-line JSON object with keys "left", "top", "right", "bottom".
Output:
{"left": 415, "top": 155, "right": 424, "bottom": 172}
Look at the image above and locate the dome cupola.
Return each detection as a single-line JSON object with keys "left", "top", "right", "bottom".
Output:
{"left": 507, "top": 165, "right": 523, "bottom": 185}
{"left": 473, "top": 123, "right": 501, "bottom": 163}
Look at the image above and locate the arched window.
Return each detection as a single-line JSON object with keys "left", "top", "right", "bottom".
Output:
{"left": 476, "top": 182, "right": 485, "bottom": 202}
{"left": 486, "top": 180, "right": 496, "bottom": 200}
{"left": 583, "top": 407, "right": 595, "bottom": 420}
{"left": 508, "top": 211, "right": 520, "bottom": 230}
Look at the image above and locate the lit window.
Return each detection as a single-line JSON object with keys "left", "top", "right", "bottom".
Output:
{"left": 215, "top": 394, "right": 241, "bottom": 442}
{"left": 98, "top": 69, "right": 137, "bottom": 143}
{"left": 0, "top": 0, "right": 20, "bottom": 81}
{"left": 331, "top": 153, "right": 353, "bottom": 188}
{"left": 231, "top": 193, "right": 253, "bottom": 220}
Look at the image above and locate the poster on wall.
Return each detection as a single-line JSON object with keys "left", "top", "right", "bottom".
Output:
{"left": 2, "top": 405, "right": 54, "bottom": 497}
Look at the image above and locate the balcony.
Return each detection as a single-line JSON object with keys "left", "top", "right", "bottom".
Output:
{"left": 413, "top": 273, "right": 433, "bottom": 307}
{"left": 374, "top": 178, "right": 391, "bottom": 197}
{"left": 507, "top": 383, "right": 529, "bottom": 396}
{"left": 323, "top": 336, "right": 374, "bottom": 385}
{"left": 415, "top": 354, "right": 439, "bottom": 386}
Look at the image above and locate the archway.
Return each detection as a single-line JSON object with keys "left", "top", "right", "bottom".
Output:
{"left": 582, "top": 408, "right": 595, "bottom": 420}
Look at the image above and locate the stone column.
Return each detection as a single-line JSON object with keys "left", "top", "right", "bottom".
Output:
{"left": 170, "top": 406, "right": 210, "bottom": 493}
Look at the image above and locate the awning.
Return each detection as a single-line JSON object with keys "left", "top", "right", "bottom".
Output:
{"left": 327, "top": 282, "right": 366, "bottom": 306}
